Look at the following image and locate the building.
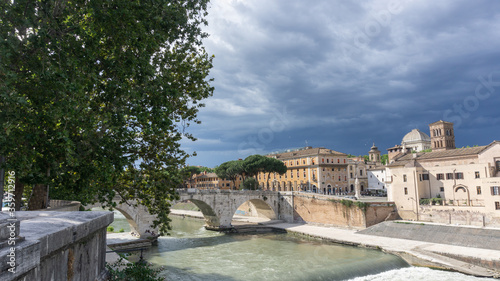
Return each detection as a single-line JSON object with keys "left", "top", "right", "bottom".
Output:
{"left": 429, "top": 120, "right": 455, "bottom": 150}
{"left": 347, "top": 157, "right": 368, "bottom": 196}
{"left": 388, "top": 121, "right": 500, "bottom": 225}
{"left": 367, "top": 166, "right": 386, "bottom": 193}
{"left": 257, "top": 147, "right": 349, "bottom": 194}
{"left": 366, "top": 143, "right": 387, "bottom": 194}
{"left": 187, "top": 172, "right": 242, "bottom": 190}
{"left": 402, "top": 128, "right": 431, "bottom": 152}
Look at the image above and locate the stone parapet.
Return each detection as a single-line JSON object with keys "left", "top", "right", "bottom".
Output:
{"left": 0, "top": 211, "right": 113, "bottom": 281}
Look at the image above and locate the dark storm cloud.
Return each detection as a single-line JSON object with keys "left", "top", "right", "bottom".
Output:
{"left": 181, "top": 0, "right": 500, "bottom": 167}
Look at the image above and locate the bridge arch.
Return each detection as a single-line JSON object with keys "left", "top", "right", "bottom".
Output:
{"left": 231, "top": 198, "right": 277, "bottom": 222}
{"left": 85, "top": 199, "right": 159, "bottom": 238}
{"left": 185, "top": 199, "right": 221, "bottom": 229}
{"left": 176, "top": 190, "right": 289, "bottom": 230}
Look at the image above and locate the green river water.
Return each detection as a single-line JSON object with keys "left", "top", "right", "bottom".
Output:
{"left": 107, "top": 210, "right": 492, "bottom": 281}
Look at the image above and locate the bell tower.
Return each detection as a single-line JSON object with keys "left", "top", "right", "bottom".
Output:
{"left": 369, "top": 143, "right": 381, "bottom": 163}
{"left": 429, "top": 120, "right": 455, "bottom": 150}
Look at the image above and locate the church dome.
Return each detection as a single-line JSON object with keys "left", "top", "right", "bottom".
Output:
{"left": 402, "top": 129, "right": 430, "bottom": 144}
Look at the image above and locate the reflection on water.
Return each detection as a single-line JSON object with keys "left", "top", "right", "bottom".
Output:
{"left": 144, "top": 216, "right": 409, "bottom": 281}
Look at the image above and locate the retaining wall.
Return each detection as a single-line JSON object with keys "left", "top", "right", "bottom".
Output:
{"left": 292, "top": 194, "right": 396, "bottom": 228}
{"left": 358, "top": 220, "right": 500, "bottom": 250}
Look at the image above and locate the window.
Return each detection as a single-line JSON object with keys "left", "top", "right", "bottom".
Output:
{"left": 350, "top": 173, "right": 353, "bottom": 179}
{"left": 360, "top": 170, "right": 363, "bottom": 176}
{"left": 422, "top": 174, "right": 429, "bottom": 180}
{"left": 477, "top": 186, "right": 482, "bottom": 195}
{"left": 446, "top": 173, "right": 454, "bottom": 180}
{"left": 327, "top": 159, "right": 329, "bottom": 163}
{"left": 322, "top": 158, "right": 324, "bottom": 163}
{"left": 455, "top": 172, "right": 464, "bottom": 179}
{"left": 404, "top": 187, "right": 408, "bottom": 195}
{"left": 496, "top": 202, "right": 500, "bottom": 210}
{"left": 440, "top": 187, "right": 444, "bottom": 192}
{"left": 437, "top": 173, "right": 444, "bottom": 180}
{"left": 338, "top": 159, "right": 340, "bottom": 163}
{"left": 475, "top": 171, "right": 480, "bottom": 179}
{"left": 492, "top": 186, "right": 500, "bottom": 196}
{"left": 403, "top": 174, "right": 407, "bottom": 182}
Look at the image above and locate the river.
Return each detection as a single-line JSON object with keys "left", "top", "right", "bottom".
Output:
{"left": 107, "top": 213, "right": 491, "bottom": 281}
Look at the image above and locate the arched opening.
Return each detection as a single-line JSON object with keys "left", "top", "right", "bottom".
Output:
{"left": 92, "top": 206, "right": 138, "bottom": 235}
{"left": 172, "top": 199, "right": 220, "bottom": 229}
{"left": 327, "top": 184, "right": 332, "bottom": 195}
{"left": 453, "top": 185, "right": 470, "bottom": 206}
{"left": 232, "top": 199, "right": 277, "bottom": 224}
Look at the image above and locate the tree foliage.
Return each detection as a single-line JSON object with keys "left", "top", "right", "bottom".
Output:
{"left": 215, "top": 155, "right": 287, "bottom": 190}
{"left": 261, "top": 157, "right": 287, "bottom": 189}
{"left": 0, "top": 0, "right": 213, "bottom": 234}
{"left": 380, "top": 154, "right": 389, "bottom": 165}
{"left": 214, "top": 160, "right": 243, "bottom": 190}
{"left": 180, "top": 166, "right": 202, "bottom": 188}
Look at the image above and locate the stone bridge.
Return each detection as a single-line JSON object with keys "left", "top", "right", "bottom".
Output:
{"left": 175, "top": 189, "right": 294, "bottom": 230}
{"left": 86, "top": 189, "right": 295, "bottom": 236}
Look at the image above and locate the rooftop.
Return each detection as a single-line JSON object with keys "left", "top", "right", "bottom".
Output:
{"left": 269, "top": 147, "right": 347, "bottom": 159}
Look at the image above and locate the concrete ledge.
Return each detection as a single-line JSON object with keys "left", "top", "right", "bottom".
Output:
{"left": 0, "top": 211, "right": 113, "bottom": 281}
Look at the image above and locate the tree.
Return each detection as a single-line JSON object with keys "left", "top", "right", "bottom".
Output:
{"left": 181, "top": 166, "right": 202, "bottom": 188}
{"left": 0, "top": 0, "right": 213, "bottom": 234}
{"left": 240, "top": 177, "right": 257, "bottom": 190}
{"left": 215, "top": 160, "right": 243, "bottom": 190}
{"left": 380, "top": 154, "right": 389, "bottom": 165}
{"left": 242, "top": 154, "right": 267, "bottom": 179}
{"left": 262, "top": 157, "right": 287, "bottom": 189}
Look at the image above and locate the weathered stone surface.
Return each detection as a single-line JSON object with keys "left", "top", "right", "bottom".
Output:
{"left": 174, "top": 190, "right": 294, "bottom": 229}
{"left": 358, "top": 221, "right": 500, "bottom": 250}
{"left": 0, "top": 211, "right": 113, "bottom": 281}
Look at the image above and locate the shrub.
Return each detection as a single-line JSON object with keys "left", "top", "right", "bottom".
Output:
{"left": 107, "top": 258, "right": 165, "bottom": 281}
{"left": 340, "top": 199, "right": 353, "bottom": 208}
{"left": 107, "top": 226, "right": 115, "bottom": 232}
{"left": 240, "top": 177, "right": 258, "bottom": 190}
{"left": 119, "top": 228, "right": 125, "bottom": 233}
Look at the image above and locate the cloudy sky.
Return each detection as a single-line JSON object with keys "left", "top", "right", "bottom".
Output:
{"left": 181, "top": 0, "right": 500, "bottom": 168}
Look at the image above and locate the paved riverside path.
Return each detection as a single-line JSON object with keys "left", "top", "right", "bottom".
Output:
{"left": 268, "top": 223, "right": 499, "bottom": 278}
{"left": 170, "top": 209, "right": 499, "bottom": 278}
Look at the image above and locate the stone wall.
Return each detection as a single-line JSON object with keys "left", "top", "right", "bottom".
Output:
{"left": 358, "top": 220, "right": 500, "bottom": 251}
{"left": 47, "top": 200, "right": 81, "bottom": 212}
{"left": 0, "top": 211, "right": 113, "bottom": 281}
{"left": 292, "top": 194, "right": 396, "bottom": 229}
{"left": 418, "top": 206, "right": 500, "bottom": 227}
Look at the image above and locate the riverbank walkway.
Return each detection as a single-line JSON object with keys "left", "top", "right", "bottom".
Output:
{"left": 170, "top": 209, "right": 500, "bottom": 278}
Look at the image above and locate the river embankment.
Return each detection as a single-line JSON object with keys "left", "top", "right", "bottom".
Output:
{"left": 170, "top": 209, "right": 500, "bottom": 278}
